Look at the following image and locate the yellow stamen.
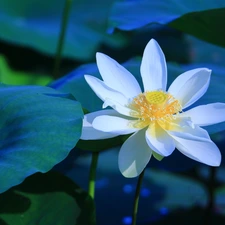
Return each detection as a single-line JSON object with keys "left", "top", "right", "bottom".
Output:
{"left": 128, "top": 90, "right": 182, "bottom": 129}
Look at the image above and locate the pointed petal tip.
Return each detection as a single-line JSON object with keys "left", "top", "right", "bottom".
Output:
{"left": 198, "top": 68, "right": 212, "bottom": 74}
{"left": 96, "top": 52, "right": 108, "bottom": 66}
{"left": 84, "top": 74, "right": 96, "bottom": 86}
{"left": 208, "top": 159, "right": 221, "bottom": 167}
{"left": 212, "top": 152, "right": 221, "bottom": 167}
{"left": 96, "top": 52, "right": 101, "bottom": 57}
{"left": 191, "top": 67, "right": 212, "bottom": 74}
{"left": 84, "top": 74, "right": 92, "bottom": 80}
{"left": 147, "top": 38, "right": 161, "bottom": 49}
{"left": 96, "top": 52, "right": 107, "bottom": 61}
{"left": 214, "top": 161, "right": 221, "bottom": 167}
{"left": 84, "top": 75, "right": 90, "bottom": 84}
{"left": 148, "top": 38, "right": 157, "bottom": 44}
{"left": 203, "top": 144, "right": 222, "bottom": 167}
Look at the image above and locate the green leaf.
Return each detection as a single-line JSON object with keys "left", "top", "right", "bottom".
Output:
{"left": 169, "top": 8, "right": 225, "bottom": 47}
{"left": 0, "top": 172, "right": 96, "bottom": 225}
{"left": 0, "top": 0, "right": 127, "bottom": 60}
{"left": 109, "top": 0, "right": 225, "bottom": 47}
{"left": 0, "top": 84, "right": 83, "bottom": 193}
{"left": 0, "top": 55, "right": 52, "bottom": 85}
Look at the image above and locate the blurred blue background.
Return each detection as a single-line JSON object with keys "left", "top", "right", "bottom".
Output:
{"left": 1, "top": 0, "right": 225, "bottom": 224}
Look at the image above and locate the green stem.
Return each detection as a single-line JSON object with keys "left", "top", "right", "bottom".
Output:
{"left": 132, "top": 169, "right": 145, "bottom": 225}
{"left": 88, "top": 152, "right": 99, "bottom": 199}
{"left": 53, "top": 0, "right": 73, "bottom": 79}
{"left": 203, "top": 167, "right": 216, "bottom": 225}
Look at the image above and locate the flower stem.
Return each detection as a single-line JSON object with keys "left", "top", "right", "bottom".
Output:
{"left": 53, "top": 0, "right": 73, "bottom": 79}
{"left": 203, "top": 167, "right": 216, "bottom": 225}
{"left": 132, "top": 169, "right": 145, "bottom": 225}
{"left": 88, "top": 152, "right": 99, "bottom": 199}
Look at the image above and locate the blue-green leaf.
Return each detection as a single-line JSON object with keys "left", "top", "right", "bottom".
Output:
{"left": 0, "top": 84, "right": 83, "bottom": 193}
{"left": 0, "top": 0, "right": 126, "bottom": 60}
{"left": 50, "top": 63, "right": 102, "bottom": 112}
{"left": 110, "top": 0, "right": 225, "bottom": 30}
{"left": 109, "top": 0, "right": 225, "bottom": 47}
{"left": 0, "top": 172, "right": 96, "bottom": 225}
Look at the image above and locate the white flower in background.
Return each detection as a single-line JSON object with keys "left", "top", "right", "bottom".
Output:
{"left": 81, "top": 39, "right": 225, "bottom": 178}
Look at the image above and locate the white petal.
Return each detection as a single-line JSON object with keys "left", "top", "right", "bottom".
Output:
{"left": 182, "top": 103, "right": 225, "bottom": 126}
{"left": 168, "top": 125, "right": 221, "bottom": 166}
{"left": 118, "top": 129, "right": 152, "bottom": 178}
{"left": 145, "top": 122, "right": 175, "bottom": 156}
{"left": 81, "top": 110, "right": 119, "bottom": 140}
{"left": 103, "top": 98, "right": 138, "bottom": 117}
{"left": 84, "top": 75, "right": 128, "bottom": 105}
{"left": 93, "top": 115, "right": 139, "bottom": 135}
{"left": 96, "top": 52, "right": 141, "bottom": 98}
{"left": 168, "top": 68, "right": 211, "bottom": 109}
{"left": 140, "top": 39, "right": 167, "bottom": 92}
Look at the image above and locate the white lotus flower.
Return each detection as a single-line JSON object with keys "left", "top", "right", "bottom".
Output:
{"left": 81, "top": 39, "right": 225, "bottom": 178}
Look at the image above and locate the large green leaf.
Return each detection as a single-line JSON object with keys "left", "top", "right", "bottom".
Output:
{"left": 0, "top": 84, "right": 83, "bottom": 193}
{"left": 169, "top": 8, "right": 225, "bottom": 48}
{"left": 109, "top": 0, "right": 225, "bottom": 47}
{"left": 0, "top": 0, "right": 126, "bottom": 60}
{"left": 0, "top": 172, "right": 96, "bottom": 225}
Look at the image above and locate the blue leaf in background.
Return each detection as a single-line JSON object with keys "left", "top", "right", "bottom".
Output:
{"left": 50, "top": 62, "right": 102, "bottom": 112}
{"left": 109, "top": 0, "right": 225, "bottom": 31}
{"left": 0, "top": 0, "right": 126, "bottom": 60}
{"left": 186, "top": 36, "right": 225, "bottom": 67}
{"left": 68, "top": 148, "right": 207, "bottom": 225}
{"left": 0, "top": 84, "right": 83, "bottom": 193}
{"left": 109, "top": 0, "right": 225, "bottom": 47}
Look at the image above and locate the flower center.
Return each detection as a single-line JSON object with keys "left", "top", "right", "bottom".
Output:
{"left": 145, "top": 91, "right": 167, "bottom": 104}
{"left": 128, "top": 90, "right": 182, "bottom": 128}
